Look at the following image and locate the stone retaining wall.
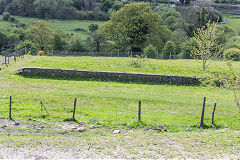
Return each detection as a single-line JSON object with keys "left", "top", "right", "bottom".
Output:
{"left": 17, "top": 67, "right": 200, "bottom": 85}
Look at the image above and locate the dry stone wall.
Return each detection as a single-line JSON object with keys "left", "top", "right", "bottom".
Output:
{"left": 17, "top": 67, "right": 200, "bottom": 85}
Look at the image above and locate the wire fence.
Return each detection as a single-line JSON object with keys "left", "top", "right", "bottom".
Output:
{"left": 0, "top": 48, "right": 28, "bottom": 65}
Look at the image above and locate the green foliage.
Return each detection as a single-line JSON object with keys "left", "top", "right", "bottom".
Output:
{"left": 86, "top": 31, "right": 106, "bottom": 53}
{"left": 9, "top": 16, "right": 15, "bottom": 22}
{"left": 143, "top": 44, "right": 158, "bottom": 59}
{"left": 29, "top": 20, "right": 54, "bottom": 50}
{"left": 191, "top": 21, "right": 222, "bottom": 71}
{"left": 179, "top": 38, "right": 198, "bottom": 59}
{"left": 129, "top": 55, "right": 147, "bottom": 68}
{"left": 88, "top": 23, "right": 99, "bottom": 32}
{"left": 162, "top": 41, "right": 176, "bottom": 59}
{"left": 100, "top": 2, "right": 169, "bottom": 52}
{"left": 53, "top": 32, "right": 67, "bottom": 51}
{"left": 224, "top": 48, "right": 240, "bottom": 61}
{"left": 155, "top": 6, "right": 183, "bottom": 31}
{"left": 2, "top": 12, "right": 10, "bottom": 21}
{"left": 16, "top": 40, "right": 38, "bottom": 52}
{"left": 68, "top": 36, "right": 86, "bottom": 52}
{"left": 0, "top": 31, "right": 8, "bottom": 48}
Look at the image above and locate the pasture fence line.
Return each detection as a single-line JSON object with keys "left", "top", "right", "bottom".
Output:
{"left": 0, "top": 48, "right": 29, "bottom": 65}
{"left": 1, "top": 95, "right": 218, "bottom": 129}
{"left": 45, "top": 50, "right": 142, "bottom": 58}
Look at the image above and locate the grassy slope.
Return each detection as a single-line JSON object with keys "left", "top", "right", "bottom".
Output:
{"left": 20, "top": 56, "right": 240, "bottom": 77}
{"left": 0, "top": 15, "right": 105, "bottom": 39}
{"left": 225, "top": 18, "right": 240, "bottom": 31}
{"left": 0, "top": 56, "right": 239, "bottom": 132}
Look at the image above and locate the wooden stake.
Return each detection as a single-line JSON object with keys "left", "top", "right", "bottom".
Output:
{"left": 9, "top": 96, "right": 12, "bottom": 120}
{"left": 73, "top": 98, "right": 77, "bottom": 120}
{"left": 200, "top": 97, "right": 206, "bottom": 127}
{"left": 40, "top": 101, "right": 49, "bottom": 115}
{"left": 138, "top": 101, "right": 141, "bottom": 121}
{"left": 212, "top": 103, "right": 217, "bottom": 126}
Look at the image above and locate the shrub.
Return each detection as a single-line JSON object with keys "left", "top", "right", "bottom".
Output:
{"left": 2, "top": 12, "right": 10, "bottom": 21}
{"left": 129, "top": 55, "right": 147, "bottom": 68}
{"left": 9, "top": 16, "right": 15, "bottom": 22}
{"left": 88, "top": 24, "right": 98, "bottom": 32}
{"left": 162, "top": 41, "right": 176, "bottom": 59}
{"left": 143, "top": 44, "right": 158, "bottom": 59}
{"left": 223, "top": 48, "right": 240, "bottom": 61}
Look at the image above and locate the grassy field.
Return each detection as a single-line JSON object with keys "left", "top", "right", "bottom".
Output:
{"left": 17, "top": 56, "right": 240, "bottom": 77}
{"left": 225, "top": 18, "right": 240, "bottom": 31}
{"left": 0, "top": 56, "right": 239, "bottom": 158}
{"left": 0, "top": 56, "right": 239, "bottom": 132}
{"left": 0, "top": 15, "right": 105, "bottom": 39}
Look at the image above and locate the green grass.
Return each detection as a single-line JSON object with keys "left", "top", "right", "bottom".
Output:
{"left": 0, "top": 56, "right": 239, "bottom": 132}
{"left": 225, "top": 18, "right": 240, "bottom": 31}
{"left": 18, "top": 56, "right": 240, "bottom": 78}
{"left": 0, "top": 15, "right": 105, "bottom": 39}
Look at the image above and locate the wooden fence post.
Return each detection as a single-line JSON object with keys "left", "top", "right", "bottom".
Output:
{"left": 9, "top": 96, "right": 12, "bottom": 120}
{"left": 138, "top": 101, "right": 141, "bottom": 121}
{"left": 73, "top": 98, "right": 77, "bottom": 120}
{"left": 212, "top": 103, "right": 217, "bottom": 126}
{"left": 200, "top": 97, "right": 206, "bottom": 127}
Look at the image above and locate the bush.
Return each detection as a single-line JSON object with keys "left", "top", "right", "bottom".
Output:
{"left": 223, "top": 48, "right": 240, "bottom": 61}
{"left": 9, "top": 16, "right": 15, "bottom": 22}
{"left": 2, "top": 12, "right": 10, "bottom": 21}
{"left": 143, "top": 44, "right": 158, "bottom": 59}
{"left": 162, "top": 41, "right": 176, "bottom": 59}
{"left": 88, "top": 24, "right": 98, "bottom": 32}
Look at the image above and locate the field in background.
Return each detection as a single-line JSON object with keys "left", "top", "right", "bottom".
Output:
{"left": 0, "top": 15, "right": 105, "bottom": 39}
{"left": 0, "top": 56, "right": 239, "bottom": 132}
{"left": 225, "top": 18, "right": 240, "bottom": 31}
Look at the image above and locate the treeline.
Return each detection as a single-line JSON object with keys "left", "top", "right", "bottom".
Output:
{"left": 0, "top": 0, "right": 123, "bottom": 20}
{"left": 0, "top": 2, "right": 239, "bottom": 61}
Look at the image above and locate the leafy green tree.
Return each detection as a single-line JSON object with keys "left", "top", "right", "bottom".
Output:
{"left": 16, "top": 40, "right": 38, "bottom": 52}
{"left": 73, "top": 0, "right": 85, "bottom": 10}
{"left": 86, "top": 31, "right": 106, "bottom": 53}
{"left": 29, "top": 21, "right": 54, "bottom": 50}
{"left": 112, "top": 1, "right": 122, "bottom": 11}
{"left": 100, "top": 2, "right": 169, "bottom": 52}
{"left": 179, "top": 38, "right": 198, "bottom": 59}
{"left": 68, "top": 36, "right": 86, "bottom": 52}
{"left": 191, "top": 21, "right": 222, "bottom": 71}
{"left": 0, "top": 31, "right": 8, "bottom": 49}
{"left": 53, "top": 32, "right": 67, "bottom": 51}
{"left": 162, "top": 41, "right": 176, "bottom": 59}
{"left": 143, "top": 44, "right": 158, "bottom": 59}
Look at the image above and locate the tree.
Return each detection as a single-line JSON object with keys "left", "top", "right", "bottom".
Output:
{"left": 53, "top": 32, "right": 67, "bottom": 50}
{"left": 162, "top": 41, "right": 176, "bottom": 59}
{"left": 29, "top": 21, "right": 54, "bottom": 50}
{"left": 143, "top": 44, "right": 158, "bottom": 59}
{"left": 86, "top": 31, "right": 105, "bottom": 53}
{"left": 191, "top": 21, "right": 223, "bottom": 71}
{"left": 0, "top": 31, "right": 8, "bottom": 49}
{"left": 100, "top": 2, "right": 169, "bottom": 52}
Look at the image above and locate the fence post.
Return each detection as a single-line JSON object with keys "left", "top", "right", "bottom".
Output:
{"left": 9, "top": 96, "right": 12, "bottom": 120}
{"left": 212, "top": 103, "right": 217, "bottom": 126}
{"left": 138, "top": 101, "right": 141, "bottom": 121}
{"left": 200, "top": 96, "right": 206, "bottom": 127}
{"left": 73, "top": 98, "right": 77, "bottom": 120}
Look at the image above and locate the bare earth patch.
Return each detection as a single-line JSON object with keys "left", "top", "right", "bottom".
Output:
{"left": 0, "top": 119, "right": 239, "bottom": 159}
